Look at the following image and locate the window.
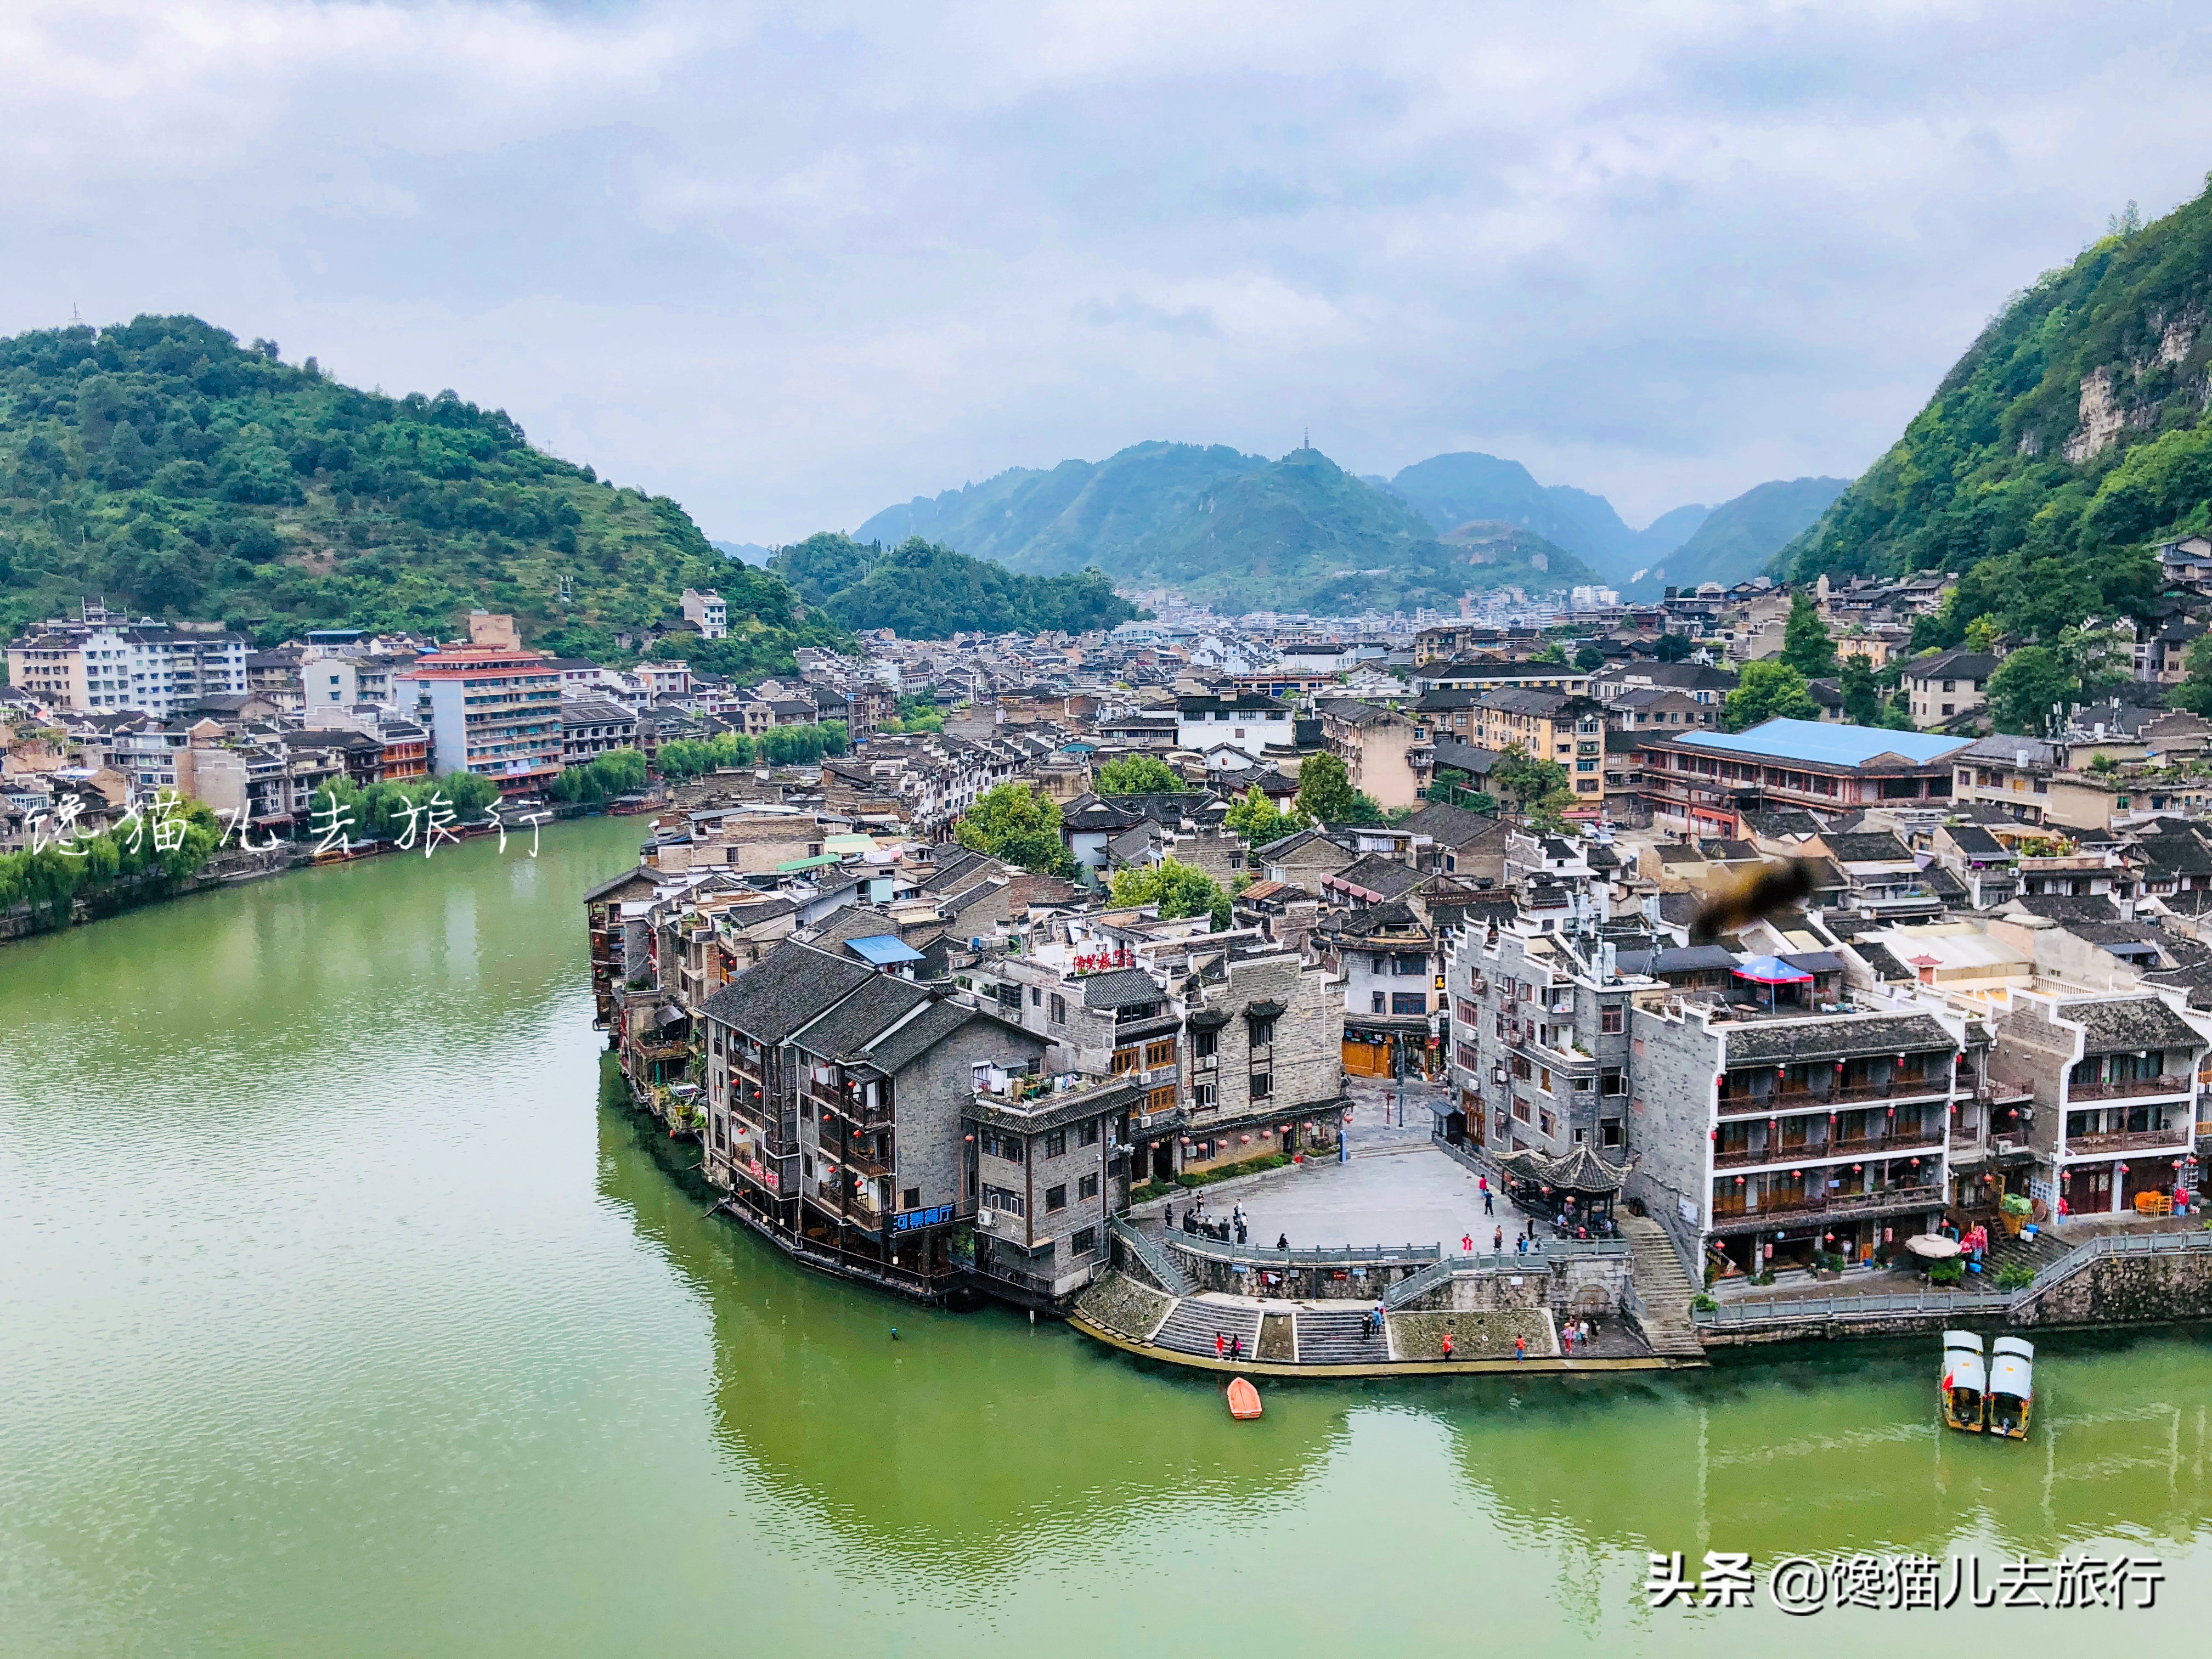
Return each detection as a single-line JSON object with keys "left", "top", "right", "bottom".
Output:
{"left": 1049, "top": 993, "right": 1066, "bottom": 1024}
{"left": 902, "top": 1186, "right": 921, "bottom": 1210}
{"left": 1045, "top": 1129, "right": 1067, "bottom": 1159}
{"left": 1601, "top": 1068, "right": 1626, "bottom": 1097}
{"left": 1539, "top": 1066, "right": 1553, "bottom": 1094}
{"left": 1143, "top": 1038, "right": 1176, "bottom": 1068}
{"left": 1192, "top": 1081, "right": 1217, "bottom": 1109}
{"left": 981, "top": 1183, "right": 1025, "bottom": 1217}
{"left": 1070, "top": 1226, "right": 1097, "bottom": 1257}
{"left": 979, "top": 1131, "right": 1024, "bottom": 1163}
{"left": 1030, "top": 986, "right": 1041, "bottom": 1006}
{"left": 1513, "top": 1096, "right": 1531, "bottom": 1123}
{"left": 1249, "top": 1017, "right": 1277, "bottom": 1047}
{"left": 1079, "top": 1172, "right": 1099, "bottom": 1200}
{"left": 1538, "top": 1109, "right": 1556, "bottom": 1137}
{"left": 1511, "top": 1054, "right": 1533, "bottom": 1081}
{"left": 1391, "top": 992, "right": 1426, "bottom": 1015}
{"left": 1078, "top": 1119, "right": 1101, "bottom": 1147}
{"left": 1250, "top": 1070, "right": 1273, "bottom": 1099}
{"left": 1600, "top": 1005, "right": 1624, "bottom": 1035}
{"left": 1372, "top": 991, "right": 1386, "bottom": 1013}
{"left": 1046, "top": 1184, "right": 1068, "bottom": 1212}
{"left": 1601, "top": 1119, "right": 1623, "bottom": 1148}
{"left": 1111, "top": 1047, "right": 1138, "bottom": 1075}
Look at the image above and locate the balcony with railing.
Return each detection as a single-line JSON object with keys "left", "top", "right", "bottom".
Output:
{"left": 2064, "top": 1124, "right": 2192, "bottom": 1156}
{"left": 1713, "top": 1127, "right": 1944, "bottom": 1170}
{"left": 1709, "top": 1183, "right": 1943, "bottom": 1230}
{"left": 2064, "top": 1075, "right": 2192, "bottom": 1103}
{"left": 1719, "top": 1073, "right": 1951, "bottom": 1118}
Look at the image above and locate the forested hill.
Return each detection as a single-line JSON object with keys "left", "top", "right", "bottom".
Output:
{"left": 0, "top": 314, "right": 840, "bottom": 668}
{"left": 770, "top": 533, "right": 1137, "bottom": 637}
{"left": 856, "top": 441, "right": 1576, "bottom": 611}
{"left": 1783, "top": 187, "right": 2212, "bottom": 643}
{"left": 1628, "top": 476, "right": 1848, "bottom": 596}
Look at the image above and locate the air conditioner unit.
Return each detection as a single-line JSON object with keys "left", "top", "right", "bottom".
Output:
{"left": 977, "top": 1209, "right": 996, "bottom": 1229}
{"left": 1491, "top": 1066, "right": 1508, "bottom": 1085}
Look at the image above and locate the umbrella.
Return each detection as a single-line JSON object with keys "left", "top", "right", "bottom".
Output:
{"left": 1732, "top": 954, "right": 1814, "bottom": 1012}
{"left": 1904, "top": 1233, "right": 1961, "bottom": 1260}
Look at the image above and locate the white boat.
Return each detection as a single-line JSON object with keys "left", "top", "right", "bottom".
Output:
{"left": 1940, "top": 1330, "right": 1987, "bottom": 1433}
{"left": 1988, "top": 1336, "right": 2034, "bottom": 1440}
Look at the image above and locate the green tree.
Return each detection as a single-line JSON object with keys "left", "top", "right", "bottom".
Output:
{"left": 1107, "top": 856, "right": 1231, "bottom": 930}
{"left": 953, "top": 783, "right": 1075, "bottom": 877}
{"left": 1490, "top": 743, "right": 1571, "bottom": 812}
{"left": 1654, "top": 632, "right": 1693, "bottom": 662}
{"left": 1780, "top": 592, "right": 1838, "bottom": 678}
{"left": 1839, "top": 654, "right": 1882, "bottom": 725}
{"left": 1294, "top": 751, "right": 1358, "bottom": 823}
{"left": 2169, "top": 635, "right": 2212, "bottom": 716}
{"left": 1094, "top": 754, "right": 1181, "bottom": 795}
{"left": 1573, "top": 645, "right": 1606, "bottom": 672}
{"left": 1963, "top": 614, "right": 2002, "bottom": 653}
{"left": 1985, "top": 646, "right": 2075, "bottom": 737}
{"left": 1224, "top": 785, "right": 1307, "bottom": 842}
{"left": 1531, "top": 641, "right": 1570, "bottom": 665}
{"left": 1723, "top": 661, "right": 1822, "bottom": 731}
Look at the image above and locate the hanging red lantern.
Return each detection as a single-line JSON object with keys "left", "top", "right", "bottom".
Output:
{"left": 1735, "top": 1175, "right": 1746, "bottom": 1184}
{"left": 1853, "top": 1164, "right": 1862, "bottom": 1172}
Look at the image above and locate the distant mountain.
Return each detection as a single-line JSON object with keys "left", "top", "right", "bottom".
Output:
{"left": 0, "top": 313, "right": 839, "bottom": 669}
{"left": 857, "top": 442, "right": 1583, "bottom": 611}
{"left": 1629, "top": 477, "right": 1850, "bottom": 596}
{"left": 1383, "top": 452, "right": 1707, "bottom": 583}
{"left": 771, "top": 532, "right": 1136, "bottom": 639}
{"left": 712, "top": 539, "right": 773, "bottom": 566}
{"left": 1782, "top": 187, "right": 2212, "bottom": 646}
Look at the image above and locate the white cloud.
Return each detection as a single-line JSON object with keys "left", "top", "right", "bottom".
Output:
{"left": 1, "top": 0, "right": 2208, "bottom": 537}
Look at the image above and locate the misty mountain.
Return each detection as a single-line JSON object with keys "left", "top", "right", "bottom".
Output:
{"left": 1382, "top": 452, "right": 1707, "bottom": 583}
{"left": 1631, "top": 476, "right": 1851, "bottom": 596}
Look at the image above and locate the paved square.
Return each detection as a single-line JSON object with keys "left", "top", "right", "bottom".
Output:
{"left": 1165, "top": 1143, "right": 1538, "bottom": 1253}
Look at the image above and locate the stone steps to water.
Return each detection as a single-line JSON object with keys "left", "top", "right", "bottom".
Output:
{"left": 1295, "top": 1307, "right": 1389, "bottom": 1364}
{"left": 1150, "top": 1298, "right": 1263, "bottom": 1359}
{"left": 1620, "top": 1215, "right": 1705, "bottom": 1357}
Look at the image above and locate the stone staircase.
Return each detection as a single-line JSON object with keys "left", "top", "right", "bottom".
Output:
{"left": 1295, "top": 1306, "right": 1390, "bottom": 1364}
{"left": 1150, "top": 1297, "right": 1264, "bottom": 1359}
{"left": 1620, "top": 1215, "right": 1705, "bottom": 1358}
{"left": 1109, "top": 1217, "right": 1197, "bottom": 1296}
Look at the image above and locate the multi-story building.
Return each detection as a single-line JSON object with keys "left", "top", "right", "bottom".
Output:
{"left": 1412, "top": 661, "right": 1593, "bottom": 696}
{"left": 1639, "top": 718, "right": 1973, "bottom": 838}
{"left": 1991, "top": 990, "right": 2205, "bottom": 1218}
{"left": 1323, "top": 898, "right": 1441, "bottom": 1080}
{"left": 1317, "top": 698, "right": 1427, "bottom": 810}
{"left": 1173, "top": 692, "right": 1293, "bottom": 759}
{"left": 561, "top": 697, "right": 640, "bottom": 764}
{"left": 681, "top": 589, "right": 728, "bottom": 639}
{"left": 1442, "top": 924, "right": 1657, "bottom": 1158}
{"left": 1466, "top": 689, "right": 1608, "bottom": 807}
{"left": 1901, "top": 649, "right": 1997, "bottom": 729}
{"left": 1628, "top": 988, "right": 1972, "bottom": 1278}
{"left": 396, "top": 632, "right": 563, "bottom": 795}
{"left": 7, "top": 614, "right": 248, "bottom": 716}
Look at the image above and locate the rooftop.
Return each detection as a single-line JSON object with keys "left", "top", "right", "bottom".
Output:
{"left": 1670, "top": 718, "right": 1972, "bottom": 769}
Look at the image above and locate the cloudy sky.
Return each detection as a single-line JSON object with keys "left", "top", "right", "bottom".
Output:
{"left": 6, "top": 2, "right": 2211, "bottom": 540}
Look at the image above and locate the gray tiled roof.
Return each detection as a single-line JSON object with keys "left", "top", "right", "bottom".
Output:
{"left": 1724, "top": 1012, "right": 1957, "bottom": 1065}
{"left": 2064, "top": 996, "right": 2201, "bottom": 1055}
{"left": 790, "top": 974, "right": 935, "bottom": 1062}
{"left": 1082, "top": 967, "right": 1168, "bottom": 1010}
{"left": 697, "top": 939, "right": 875, "bottom": 1042}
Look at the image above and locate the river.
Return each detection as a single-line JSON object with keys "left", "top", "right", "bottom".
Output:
{"left": 3, "top": 813, "right": 2209, "bottom": 1654}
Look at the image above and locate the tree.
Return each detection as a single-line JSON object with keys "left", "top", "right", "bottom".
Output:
{"left": 1780, "top": 592, "right": 1838, "bottom": 679}
{"left": 1531, "top": 641, "right": 1570, "bottom": 665}
{"left": 953, "top": 782, "right": 1074, "bottom": 877}
{"left": 1294, "top": 752, "right": 1358, "bottom": 823}
{"left": 1573, "top": 645, "right": 1606, "bottom": 672}
{"left": 1094, "top": 754, "right": 1181, "bottom": 795}
{"left": 1985, "top": 646, "right": 2075, "bottom": 737}
{"left": 1490, "top": 744, "right": 1572, "bottom": 814}
{"left": 1654, "top": 632, "right": 1692, "bottom": 662}
{"left": 1963, "top": 614, "right": 2002, "bottom": 653}
{"left": 2170, "top": 635, "right": 2212, "bottom": 716}
{"left": 1723, "top": 661, "right": 1821, "bottom": 731}
{"left": 2056, "top": 622, "right": 2132, "bottom": 694}
{"left": 1839, "top": 654, "right": 1882, "bottom": 725}
{"left": 1224, "top": 785, "right": 1306, "bottom": 842}
{"left": 1107, "top": 856, "right": 1231, "bottom": 930}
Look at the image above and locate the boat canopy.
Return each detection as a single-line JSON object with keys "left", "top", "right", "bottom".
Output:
{"left": 1990, "top": 1337, "right": 2034, "bottom": 1399}
{"left": 1942, "top": 1330, "right": 1987, "bottom": 1396}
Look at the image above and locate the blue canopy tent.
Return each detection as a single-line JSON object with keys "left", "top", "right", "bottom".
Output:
{"left": 1733, "top": 953, "right": 1813, "bottom": 1012}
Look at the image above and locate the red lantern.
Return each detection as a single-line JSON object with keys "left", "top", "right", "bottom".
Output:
{"left": 1735, "top": 1175, "right": 1746, "bottom": 1184}
{"left": 1792, "top": 1168, "right": 1802, "bottom": 1177}
{"left": 1853, "top": 1164, "right": 1862, "bottom": 1172}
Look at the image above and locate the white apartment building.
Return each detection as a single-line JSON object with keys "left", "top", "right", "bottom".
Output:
{"left": 7, "top": 614, "right": 248, "bottom": 717}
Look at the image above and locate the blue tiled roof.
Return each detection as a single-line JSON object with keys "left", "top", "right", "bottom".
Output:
{"left": 1672, "top": 719, "right": 1970, "bottom": 767}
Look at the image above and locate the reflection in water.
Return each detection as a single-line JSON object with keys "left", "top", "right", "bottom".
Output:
{"left": 4, "top": 813, "right": 2208, "bottom": 1655}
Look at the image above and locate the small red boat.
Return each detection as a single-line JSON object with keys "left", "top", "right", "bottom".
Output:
{"left": 1226, "top": 1377, "right": 1262, "bottom": 1420}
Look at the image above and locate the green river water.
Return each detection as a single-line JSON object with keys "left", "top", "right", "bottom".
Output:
{"left": 4, "top": 814, "right": 2210, "bottom": 1655}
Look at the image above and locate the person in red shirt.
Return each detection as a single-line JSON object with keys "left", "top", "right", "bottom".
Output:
{"left": 1441, "top": 1333, "right": 1454, "bottom": 1360}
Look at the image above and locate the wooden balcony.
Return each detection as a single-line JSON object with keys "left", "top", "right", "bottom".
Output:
{"left": 1713, "top": 1130, "right": 1943, "bottom": 1170}
{"left": 2065, "top": 1126, "right": 2191, "bottom": 1156}
{"left": 2066, "top": 1076, "right": 2191, "bottom": 1103}
{"left": 1707, "top": 1184, "right": 1944, "bottom": 1232}
{"left": 1719, "top": 1078, "right": 1949, "bottom": 1118}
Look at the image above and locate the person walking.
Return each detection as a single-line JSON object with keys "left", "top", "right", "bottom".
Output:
{"left": 1216, "top": 1331, "right": 1226, "bottom": 1359}
{"left": 1515, "top": 1234, "right": 1527, "bottom": 1259}
{"left": 1461, "top": 1232, "right": 1474, "bottom": 1257}
{"left": 1276, "top": 1232, "right": 1289, "bottom": 1251}
{"left": 1514, "top": 1334, "right": 1526, "bottom": 1362}
{"left": 1231, "top": 1333, "right": 1243, "bottom": 1361}
{"left": 1441, "top": 1333, "right": 1454, "bottom": 1361}
{"left": 1483, "top": 1188, "right": 1494, "bottom": 1216}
